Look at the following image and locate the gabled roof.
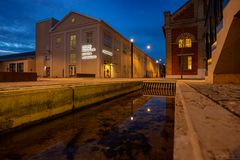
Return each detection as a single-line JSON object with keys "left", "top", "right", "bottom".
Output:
{"left": 171, "top": 0, "right": 192, "bottom": 18}
{"left": 0, "top": 51, "right": 35, "bottom": 62}
{"left": 50, "top": 11, "right": 100, "bottom": 32}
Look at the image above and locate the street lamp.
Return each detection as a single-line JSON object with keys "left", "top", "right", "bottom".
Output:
{"left": 130, "top": 38, "right": 134, "bottom": 78}
{"left": 147, "top": 45, "right": 151, "bottom": 50}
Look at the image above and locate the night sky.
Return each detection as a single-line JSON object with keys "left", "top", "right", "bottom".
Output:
{"left": 0, "top": 0, "right": 188, "bottom": 62}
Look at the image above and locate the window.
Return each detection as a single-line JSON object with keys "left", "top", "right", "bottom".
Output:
{"left": 85, "top": 32, "right": 93, "bottom": 44}
{"left": 179, "top": 56, "right": 192, "bottom": 71}
{"left": 179, "top": 38, "right": 192, "bottom": 48}
{"left": 123, "top": 44, "right": 129, "bottom": 54}
{"left": 17, "top": 63, "right": 24, "bottom": 72}
{"left": 103, "top": 33, "right": 112, "bottom": 49}
{"left": 9, "top": 63, "right": 16, "bottom": 72}
{"left": 56, "top": 37, "right": 61, "bottom": 47}
{"left": 71, "top": 18, "right": 75, "bottom": 23}
{"left": 188, "top": 56, "right": 192, "bottom": 70}
{"left": 70, "top": 54, "right": 77, "bottom": 64}
{"left": 70, "top": 35, "right": 77, "bottom": 50}
{"left": 114, "top": 40, "right": 120, "bottom": 51}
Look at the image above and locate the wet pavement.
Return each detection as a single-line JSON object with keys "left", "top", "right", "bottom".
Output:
{"left": 0, "top": 91, "right": 175, "bottom": 160}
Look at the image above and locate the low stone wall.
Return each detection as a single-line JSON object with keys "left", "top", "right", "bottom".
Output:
{"left": 0, "top": 82, "right": 142, "bottom": 133}
{"left": 0, "top": 72, "right": 37, "bottom": 82}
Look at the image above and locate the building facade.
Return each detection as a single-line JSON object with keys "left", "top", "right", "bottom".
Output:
{"left": 163, "top": 0, "right": 207, "bottom": 79}
{"left": 205, "top": 0, "right": 240, "bottom": 83}
{"left": 0, "top": 52, "right": 35, "bottom": 73}
{"left": 36, "top": 12, "right": 159, "bottom": 78}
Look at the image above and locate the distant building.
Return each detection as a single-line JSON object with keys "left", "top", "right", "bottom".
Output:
{"left": 0, "top": 52, "right": 35, "bottom": 73}
{"left": 163, "top": 0, "right": 207, "bottom": 79}
{"left": 36, "top": 11, "right": 159, "bottom": 78}
{"left": 205, "top": 0, "right": 240, "bottom": 83}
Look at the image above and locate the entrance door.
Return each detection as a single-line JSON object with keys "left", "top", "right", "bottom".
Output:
{"left": 104, "top": 64, "right": 111, "bottom": 78}
{"left": 69, "top": 65, "right": 76, "bottom": 77}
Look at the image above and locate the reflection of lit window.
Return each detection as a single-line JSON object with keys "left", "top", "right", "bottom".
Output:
{"left": 188, "top": 56, "right": 192, "bottom": 70}
{"left": 70, "top": 35, "right": 76, "bottom": 50}
{"left": 178, "top": 38, "right": 192, "bottom": 48}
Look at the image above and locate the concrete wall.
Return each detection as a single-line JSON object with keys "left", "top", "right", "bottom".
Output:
{"left": 0, "top": 82, "right": 142, "bottom": 133}
{"left": 207, "top": 1, "right": 240, "bottom": 84}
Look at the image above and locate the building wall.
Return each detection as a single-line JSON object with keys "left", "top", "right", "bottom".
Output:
{"left": 36, "top": 12, "right": 159, "bottom": 78}
{"left": 0, "top": 59, "right": 35, "bottom": 73}
{"left": 36, "top": 18, "right": 58, "bottom": 77}
{"left": 171, "top": 26, "right": 198, "bottom": 75}
{"left": 163, "top": 0, "right": 207, "bottom": 79}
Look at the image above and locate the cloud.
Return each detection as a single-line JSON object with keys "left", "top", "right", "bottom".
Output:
{"left": 0, "top": 41, "right": 34, "bottom": 49}
{"left": 0, "top": 49, "right": 19, "bottom": 56}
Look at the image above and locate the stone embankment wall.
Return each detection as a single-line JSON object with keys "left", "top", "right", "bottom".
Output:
{"left": 0, "top": 82, "right": 142, "bottom": 133}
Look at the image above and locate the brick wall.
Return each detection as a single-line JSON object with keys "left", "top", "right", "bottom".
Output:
{"left": 171, "top": 26, "right": 198, "bottom": 75}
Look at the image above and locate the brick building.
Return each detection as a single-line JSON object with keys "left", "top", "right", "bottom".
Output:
{"left": 163, "top": 0, "right": 207, "bottom": 79}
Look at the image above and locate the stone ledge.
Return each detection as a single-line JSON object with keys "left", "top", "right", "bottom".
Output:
{"left": 175, "top": 81, "right": 240, "bottom": 160}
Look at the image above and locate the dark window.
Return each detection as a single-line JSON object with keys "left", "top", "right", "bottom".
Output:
{"left": 17, "top": 63, "right": 24, "bottom": 72}
{"left": 103, "top": 33, "right": 112, "bottom": 49}
{"left": 9, "top": 63, "right": 16, "bottom": 72}
{"left": 56, "top": 37, "right": 61, "bottom": 47}
{"left": 85, "top": 32, "right": 93, "bottom": 44}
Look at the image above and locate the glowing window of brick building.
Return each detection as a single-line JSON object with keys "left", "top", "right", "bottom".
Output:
{"left": 70, "top": 35, "right": 77, "bottom": 50}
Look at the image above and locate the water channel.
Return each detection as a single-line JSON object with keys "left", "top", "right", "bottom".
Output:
{"left": 0, "top": 90, "right": 175, "bottom": 160}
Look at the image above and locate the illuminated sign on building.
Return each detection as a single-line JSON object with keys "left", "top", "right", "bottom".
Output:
{"left": 81, "top": 44, "right": 97, "bottom": 60}
{"left": 102, "top": 49, "right": 113, "bottom": 56}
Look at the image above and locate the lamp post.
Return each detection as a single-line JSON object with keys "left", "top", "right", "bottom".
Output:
{"left": 130, "top": 38, "right": 134, "bottom": 78}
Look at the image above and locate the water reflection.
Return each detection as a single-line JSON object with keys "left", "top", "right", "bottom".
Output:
{"left": 0, "top": 91, "right": 174, "bottom": 160}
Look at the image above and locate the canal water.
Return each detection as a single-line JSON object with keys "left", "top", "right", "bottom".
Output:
{"left": 0, "top": 90, "right": 175, "bottom": 160}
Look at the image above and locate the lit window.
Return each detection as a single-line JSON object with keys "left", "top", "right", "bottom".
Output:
{"left": 188, "top": 56, "right": 192, "bottom": 70}
{"left": 56, "top": 37, "right": 61, "bottom": 47}
{"left": 179, "top": 56, "right": 192, "bottom": 71}
{"left": 178, "top": 38, "right": 192, "bottom": 48}
{"left": 71, "top": 18, "right": 75, "bottom": 23}
{"left": 70, "top": 35, "right": 77, "bottom": 50}
{"left": 179, "top": 39, "right": 184, "bottom": 48}
{"left": 186, "top": 39, "right": 192, "bottom": 47}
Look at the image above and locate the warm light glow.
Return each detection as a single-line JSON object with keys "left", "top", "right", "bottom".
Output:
{"left": 156, "top": 60, "right": 159, "bottom": 63}
{"left": 81, "top": 44, "right": 97, "bottom": 60}
{"left": 147, "top": 108, "right": 151, "bottom": 112}
{"left": 130, "top": 116, "right": 134, "bottom": 121}
{"left": 188, "top": 56, "right": 192, "bottom": 70}
{"left": 102, "top": 49, "right": 113, "bottom": 56}
{"left": 179, "top": 38, "right": 192, "bottom": 48}
{"left": 147, "top": 45, "right": 151, "bottom": 49}
{"left": 130, "top": 38, "right": 134, "bottom": 43}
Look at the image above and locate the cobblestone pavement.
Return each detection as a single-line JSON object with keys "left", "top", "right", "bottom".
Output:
{"left": 177, "top": 82, "right": 240, "bottom": 160}
{"left": 186, "top": 82, "right": 240, "bottom": 117}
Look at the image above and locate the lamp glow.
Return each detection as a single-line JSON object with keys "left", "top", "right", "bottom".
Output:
{"left": 147, "top": 45, "right": 151, "bottom": 50}
{"left": 130, "top": 38, "right": 134, "bottom": 43}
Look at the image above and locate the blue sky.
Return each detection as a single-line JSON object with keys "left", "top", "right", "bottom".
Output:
{"left": 0, "top": 0, "right": 188, "bottom": 62}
